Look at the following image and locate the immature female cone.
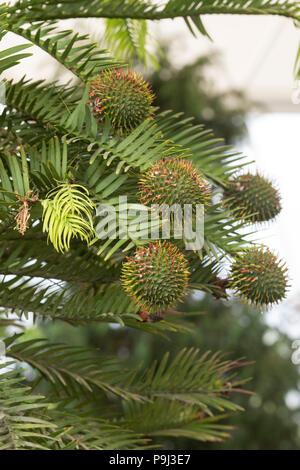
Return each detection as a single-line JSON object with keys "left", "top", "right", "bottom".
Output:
{"left": 223, "top": 173, "right": 281, "bottom": 223}
{"left": 139, "top": 157, "right": 211, "bottom": 208}
{"left": 121, "top": 241, "right": 190, "bottom": 313}
{"left": 230, "top": 246, "right": 288, "bottom": 307}
{"left": 88, "top": 69, "right": 154, "bottom": 135}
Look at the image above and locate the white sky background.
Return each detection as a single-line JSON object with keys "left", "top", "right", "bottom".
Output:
{"left": 1, "top": 11, "right": 300, "bottom": 337}
{"left": 153, "top": 15, "right": 300, "bottom": 111}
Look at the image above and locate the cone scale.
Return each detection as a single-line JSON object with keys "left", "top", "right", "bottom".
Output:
{"left": 230, "top": 246, "right": 288, "bottom": 307}
{"left": 88, "top": 68, "right": 154, "bottom": 135}
{"left": 139, "top": 157, "right": 211, "bottom": 208}
{"left": 121, "top": 241, "right": 190, "bottom": 313}
{"left": 223, "top": 173, "right": 281, "bottom": 223}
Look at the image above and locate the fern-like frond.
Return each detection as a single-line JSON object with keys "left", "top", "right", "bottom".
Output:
{"left": 118, "top": 347, "right": 251, "bottom": 442}
{"left": 0, "top": 42, "right": 32, "bottom": 75}
{"left": 188, "top": 256, "right": 223, "bottom": 294}
{"left": 0, "top": 106, "right": 56, "bottom": 150}
{"left": 5, "top": 339, "right": 249, "bottom": 416}
{"left": 122, "top": 399, "right": 234, "bottom": 442}
{"left": 0, "top": 4, "right": 32, "bottom": 73}
{"left": 28, "top": 137, "right": 69, "bottom": 189}
{"left": 5, "top": 19, "right": 121, "bottom": 81}
{"left": 0, "top": 274, "right": 135, "bottom": 325}
{"left": 154, "top": 110, "right": 248, "bottom": 185}
{"left": 5, "top": 335, "right": 144, "bottom": 401}
{"left": 0, "top": 136, "right": 76, "bottom": 206}
{"left": 0, "top": 362, "right": 151, "bottom": 449}
{"left": 125, "top": 348, "right": 249, "bottom": 413}
{"left": 4, "top": 77, "right": 79, "bottom": 130}
{"left": 0, "top": 268, "right": 189, "bottom": 335}
{"left": 3, "top": 81, "right": 170, "bottom": 175}
{"left": 0, "top": 363, "right": 56, "bottom": 450}
{"left": 7, "top": 0, "right": 300, "bottom": 24}
{"left": 104, "top": 18, "right": 158, "bottom": 68}
{"left": 41, "top": 182, "right": 96, "bottom": 253}
{"left": 103, "top": 119, "right": 173, "bottom": 171}
{"left": 0, "top": 138, "right": 70, "bottom": 236}
{"left": 3, "top": 79, "right": 248, "bottom": 185}
{"left": 0, "top": 237, "right": 118, "bottom": 284}
{"left": 65, "top": 115, "right": 173, "bottom": 172}
{"left": 0, "top": 146, "right": 31, "bottom": 200}
{"left": 203, "top": 204, "right": 253, "bottom": 260}
{"left": 48, "top": 411, "right": 151, "bottom": 450}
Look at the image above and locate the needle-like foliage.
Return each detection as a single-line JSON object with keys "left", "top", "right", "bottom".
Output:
{"left": 0, "top": 0, "right": 296, "bottom": 449}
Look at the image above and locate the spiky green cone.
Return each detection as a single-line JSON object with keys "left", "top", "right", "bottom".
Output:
{"left": 139, "top": 157, "right": 211, "bottom": 209}
{"left": 121, "top": 241, "right": 190, "bottom": 313}
{"left": 88, "top": 69, "right": 154, "bottom": 135}
{"left": 230, "top": 246, "right": 288, "bottom": 307}
{"left": 223, "top": 173, "right": 281, "bottom": 223}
